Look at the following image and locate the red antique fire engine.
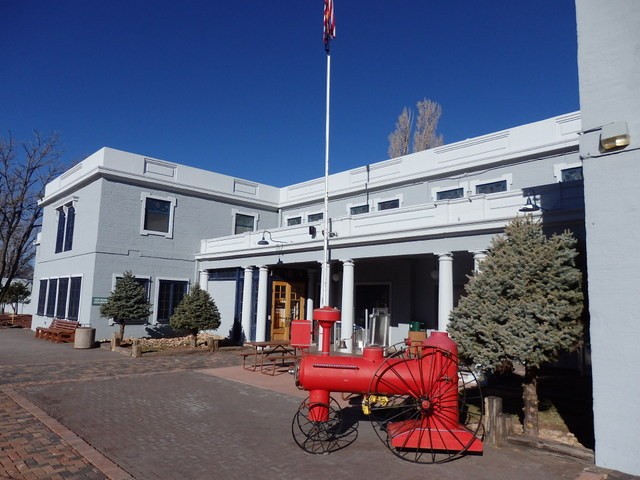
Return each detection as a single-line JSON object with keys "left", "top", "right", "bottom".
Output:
{"left": 290, "top": 307, "right": 484, "bottom": 464}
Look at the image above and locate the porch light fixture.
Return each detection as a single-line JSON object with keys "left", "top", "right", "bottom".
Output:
{"left": 257, "top": 230, "right": 289, "bottom": 246}
{"left": 600, "top": 121, "right": 630, "bottom": 151}
{"left": 519, "top": 196, "right": 541, "bottom": 213}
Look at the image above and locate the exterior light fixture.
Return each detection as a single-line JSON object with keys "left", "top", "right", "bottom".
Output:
{"left": 519, "top": 196, "right": 541, "bottom": 213}
{"left": 600, "top": 121, "right": 630, "bottom": 150}
{"left": 256, "top": 230, "right": 290, "bottom": 246}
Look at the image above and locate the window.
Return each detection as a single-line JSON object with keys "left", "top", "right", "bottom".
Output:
{"left": 436, "top": 188, "right": 464, "bottom": 201}
{"left": 37, "top": 276, "right": 82, "bottom": 320}
{"left": 55, "top": 203, "right": 75, "bottom": 253}
{"left": 307, "top": 212, "right": 323, "bottom": 223}
{"left": 561, "top": 166, "right": 583, "bottom": 182}
{"left": 141, "top": 193, "right": 176, "bottom": 238}
{"left": 234, "top": 213, "right": 255, "bottom": 234}
{"left": 287, "top": 216, "right": 302, "bottom": 226}
{"left": 350, "top": 204, "right": 370, "bottom": 215}
{"left": 157, "top": 280, "right": 188, "bottom": 322}
{"left": 56, "top": 278, "right": 69, "bottom": 318}
{"left": 476, "top": 180, "right": 507, "bottom": 195}
{"left": 144, "top": 198, "right": 171, "bottom": 233}
{"left": 378, "top": 199, "right": 400, "bottom": 211}
{"left": 45, "top": 279, "right": 58, "bottom": 317}
{"left": 37, "top": 279, "right": 47, "bottom": 316}
{"left": 67, "top": 277, "right": 82, "bottom": 320}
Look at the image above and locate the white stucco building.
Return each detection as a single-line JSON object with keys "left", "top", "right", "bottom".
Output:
{"left": 31, "top": 112, "right": 585, "bottom": 350}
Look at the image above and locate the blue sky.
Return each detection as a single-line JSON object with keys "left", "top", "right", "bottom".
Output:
{"left": 1, "top": 1, "right": 579, "bottom": 187}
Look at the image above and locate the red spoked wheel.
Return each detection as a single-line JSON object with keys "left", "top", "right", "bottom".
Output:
{"left": 366, "top": 346, "right": 484, "bottom": 463}
{"left": 291, "top": 396, "right": 359, "bottom": 454}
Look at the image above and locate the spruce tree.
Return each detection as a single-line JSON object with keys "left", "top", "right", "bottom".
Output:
{"left": 448, "top": 216, "right": 584, "bottom": 436}
{"left": 100, "top": 271, "right": 152, "bottom": 340}
{"left": 169, "top": 284, "right": 221, "bottom": 347}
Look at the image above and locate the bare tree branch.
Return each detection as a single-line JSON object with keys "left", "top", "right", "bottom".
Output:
{"left": 387, "top": 107, "right": 413, "bottom": 158}
{"left": 0, "top": 131, "right": 66, "bottom": 303}
{"left": 412, "top": 98, "right": 444, "bottom": 152}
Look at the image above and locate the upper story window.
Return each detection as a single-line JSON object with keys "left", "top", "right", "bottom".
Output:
{"left": 377, "top": 199, "right": 400, "bottom": 211}
{"left": 55, "top": 203, "right": 75, "bottom": 253}
{"left": 234, "top": 213, "right": 255, "bottom": 234}
{"left": 561, "top": 166, "right": 583, "bottom": 182}
{"left": 287, "top": 216, "right": 302, "bottom": 226}
{"left": 141, "top": 193, "right": 176, "bottom": 238}
{"left": 308, "top": 212, "right": 323, "bottom": 223}
{"left": 350, "top": 204, "right": 370, "bottom": 215}
{"left": 436, "top": 188, "right": 464, "bottom": 201}
{"left": 475, "top": 180, "right": 507, "bottom": 195}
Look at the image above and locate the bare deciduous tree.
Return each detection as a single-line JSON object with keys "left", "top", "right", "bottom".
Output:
{"left": 387, "top": 98, "right": 443, "bottom": 158}
{"left": 387, "top": 107, "right": 413, "bottom": 158}
{"left": 413, "top": 98, "right": 444, "bottom": 152}
{"left": 0, "top": 131, "right": 66, "bottom": 303}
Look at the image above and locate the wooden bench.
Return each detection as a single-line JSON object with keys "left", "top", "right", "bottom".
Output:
{"left": 35, "top": 319, "right": 79, "bottom": 343}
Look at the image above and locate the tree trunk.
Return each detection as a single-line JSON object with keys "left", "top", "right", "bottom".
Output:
{"left": 522, "top": 366, "right": 539, "bottom": 436}
{"left": 118, "top": 321, "right": 126, "bottom": 342}
{"left": 189, "top": 332, "right": 197, "bottom": 348}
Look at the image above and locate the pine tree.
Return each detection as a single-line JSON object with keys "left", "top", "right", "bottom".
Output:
{"left": 448, "top": 216, "right": 584, "bottom": 436}
{"left": 169, "top": 284, "right": 221, "bottom": 347}
{"left": 100, "top": 271, "right": 152, "bottom": 340}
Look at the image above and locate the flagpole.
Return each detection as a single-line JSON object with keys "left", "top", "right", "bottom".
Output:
{"left": 321, "top": 41, "right": 331, "bottom": 308}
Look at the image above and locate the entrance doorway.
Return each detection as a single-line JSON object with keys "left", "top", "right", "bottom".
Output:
{"left": 270, "top": 281, "right": 306, "bottom": 341}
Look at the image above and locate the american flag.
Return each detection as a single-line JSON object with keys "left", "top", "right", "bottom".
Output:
{"left": 323, "top": 0, "right": 335, "bottom": 46}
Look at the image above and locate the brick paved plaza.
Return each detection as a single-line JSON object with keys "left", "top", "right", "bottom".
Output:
{"left": 0, "top": 328, "right": 631, "bottom": 480}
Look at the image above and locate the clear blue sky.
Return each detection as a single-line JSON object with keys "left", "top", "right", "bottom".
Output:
{"left": 1, "top": 1, "right": 579, "bottom": 187}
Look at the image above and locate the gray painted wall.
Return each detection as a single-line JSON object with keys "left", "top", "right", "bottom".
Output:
{"left": 576, "top": 0, "right": 640, "bottom": 475}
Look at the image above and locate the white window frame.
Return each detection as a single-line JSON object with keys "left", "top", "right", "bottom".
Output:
{"left": 140, "top": 192, "right": 177, "bottom": 238}
{"left": 373, "top": 194, "right": 403, "bottom": 212}
{"left": 470, "top": 174, "right": 512, "bottom": 195}
{"left": 153, "top": 276, "right": 190, "bottom": 325}
{"left": 38, "top": 274, "right": 83, "bottom": 321}
{"left": 285, "top": 215, "right": 302, "bottom": 226}
{"left": 553, "top": 162, "right": 583, "bottom": 183}
{"left": 432, "top": 183, "right": 469, "bottom": 202}
{"left": 346, "top": 201, "right": 372, "bottom": 216}
{"left": 306, "top": 211, "right": 324, "bottom": 223}
{"left": 232, "top": 209, "right": 258, "bottom": 234}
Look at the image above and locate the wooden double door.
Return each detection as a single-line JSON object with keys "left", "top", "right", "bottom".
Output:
{"left": 271, "top": 281, "right": 306, "bottom": 341}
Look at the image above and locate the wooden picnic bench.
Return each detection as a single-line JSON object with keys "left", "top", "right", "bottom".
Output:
{"left": 35, "top": 319, "right": 79, "bottom": 343}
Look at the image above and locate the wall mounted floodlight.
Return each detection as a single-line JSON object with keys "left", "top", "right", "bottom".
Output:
{"left": 600, "top": 121, "right": 630, "bottom": 150}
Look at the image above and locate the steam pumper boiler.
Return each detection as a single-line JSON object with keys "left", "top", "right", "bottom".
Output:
{"left": 289, "top": 307, "right": 484, "bottom": 464}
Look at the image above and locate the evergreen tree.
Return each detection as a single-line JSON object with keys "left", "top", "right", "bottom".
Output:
{"left": 448, "top": 216, "right": 584, "bottom": 436}
{"left": 169, "top": 284, "right": 221, "bottom": 347}
{"left": 100, "top": 271, "right": 152, "bottom": 339}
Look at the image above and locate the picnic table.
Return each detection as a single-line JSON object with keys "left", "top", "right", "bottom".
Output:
{"left": 242, "top": 340, "right": 301, "bottom": 375}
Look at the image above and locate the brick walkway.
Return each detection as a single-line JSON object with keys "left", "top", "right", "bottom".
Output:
{"left": 1, "top": 327, "right": 635, "bottom": 480}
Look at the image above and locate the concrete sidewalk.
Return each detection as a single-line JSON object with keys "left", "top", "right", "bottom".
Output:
{"left": 0, "top": 327, "right": 633, "bottom": 480}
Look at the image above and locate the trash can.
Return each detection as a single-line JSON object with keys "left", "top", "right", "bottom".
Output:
{"left": 74, "top": 327, "right": 96, "bottom": 349}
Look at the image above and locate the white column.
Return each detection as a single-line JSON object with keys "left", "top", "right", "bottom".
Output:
{"left": 198, "top": 270, "right": 208, "bottom": 288}
{"left": 340, "top": 259, "right": 355, "bottom": 353}
{"left": 437, "top": 252, "right": 454, "bottom": 332}
{"left": 306, "top": 269, "right": 316, "bottom": 320}
{"left": 241, "top": 266, "right": 254, "bottom": 342}
{"left": 255, "top": 266, "right": 269, "bottom": 342}
{"left": 472, "top": 250, "right": 487, "bottom": 273}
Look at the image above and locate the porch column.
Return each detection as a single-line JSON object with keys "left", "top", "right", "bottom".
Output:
{"left": 317, "top": 261, "right": 331, "bottom": 348}
{"left": 472, "top": 250, "right": 487, "bottom": 273}
{"left": 340, "top": 259, "right": 355, "bottom": 353}
{"left": 241, "top": 266, "right": 254, "bottom": 342}
{"left": 255, "top": 266, "right": 269, "bottom": 342}
{"left": 306, "top": 269, "right": 316, "bottom": 321}
{"left": 437, "top": 252, "right": 454, "bottom": 332}
{"left": 198, "top": 270, "right": 208, "bottom": 288}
